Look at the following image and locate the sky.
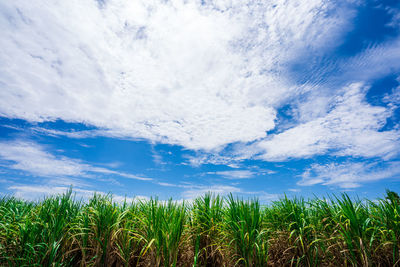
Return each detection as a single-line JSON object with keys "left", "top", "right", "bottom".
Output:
{"left": 1, "top": 0, "right": 400, "bottom": 202}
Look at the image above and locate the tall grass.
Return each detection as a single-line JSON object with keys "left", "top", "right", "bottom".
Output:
{"left": 223, "top": 194, "right": 268, "bottom": 267}
{"left": 138, "top": 198, "right": 186, "bottom": 267}
{"left": 1, "top": 190, "right": 400, "bottom": 266}
{"left": 189, "top": 192, "right": 224, "bottom": 266}
{"left": 265, "top": 196, "right": 321, "bottom": 266}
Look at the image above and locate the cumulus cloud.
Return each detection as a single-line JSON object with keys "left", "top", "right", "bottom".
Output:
{"left": 298, "top": 161, "right": 400, "bottom": 188}
{"left": 182, "top": 80, "right": 400, "bottom": 167}
{"left": 0, "top": 0, "right": 353, "bottom": 151}
{"left": 0, "top": 140, "right": 152, "bottom": 181}
{"left": 254, "top": 83, "right": 400, "bottom": 161}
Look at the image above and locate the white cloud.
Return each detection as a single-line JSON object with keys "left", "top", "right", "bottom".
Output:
{"left": 0, "top": 140, "right": 152, "bottom": 181}
{"left": 206, "top": 168, "right": 274, "bottom": 179}
{"left": 8, "top": 185, "right": 148, "bottom": 202}
{"left": 0, "top": 140, "right": 85, "bottom": 177}
{"left": 156, "top": 182, "right": 179, "bottom": 187}
{"left": 386, "top": 6, "right": 400, "bottom": 29}
{"left": 254, "top": 83, "right": 400, "bottom": 161}
{"left": 288, "top": 188, "right": 301, "bottom": 192}
{"left": 383, "top": 76, "right": 400, "bottom": 106}
{"left": 181, "top": 184, "right": 241, "bottom": 199}
{"left": 339, "top": 38, "right": 400, "bottom": 83}
{"left": 184, "top": 153, "right": 238, "bottom": 167}
{"left": 248, "top": 191, "right": 279, "bottom": 202}
{"left": 179, "top": 183, "right": 278, "bottom": 202}
{"left": 31, "top": 127, "right": 105, "bottom": 139}
{"left": 212, "top": 170, "right": 254, "bottom": 179}
{"left": 87, "top": 166, "right": 153, "bottom": 181}
{"left": 298, "top": 161, "right": 400, "bottom": 189}
{"left": 0, "top": 0, "right": 353, "bottom": 151}
{"left": 182, "top": 81, "right": 400, "bottom": 167}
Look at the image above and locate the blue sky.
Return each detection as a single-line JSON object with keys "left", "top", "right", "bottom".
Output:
{"left": 1, "top": 0, "right": 400, "bottom": 201}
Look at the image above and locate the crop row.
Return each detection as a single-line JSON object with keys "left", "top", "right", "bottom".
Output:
{"left": 1, "top": 189, "right": 399, "bottom": 266}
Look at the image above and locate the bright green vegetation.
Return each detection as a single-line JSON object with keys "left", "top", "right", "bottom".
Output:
{"left": 1, "top": 190, "right": 400, "bottom": 266}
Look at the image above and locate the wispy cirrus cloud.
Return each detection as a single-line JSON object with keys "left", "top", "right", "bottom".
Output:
{"left": 383, "top": 76, "right": 400, "bottom": 106}
{"left": 181, "top": 185, "right": 241, "bottom": 199}
{"left": 8, "top": 185, "right": 149, "bottom": 202}
{"left": 156, "top": 181, "right": 278, "bottom": 201}
{"left": 298, "top": 161, "right": 400, "bottom": 189}
{"left": 212, "top": 170, "right": 255, "bottom": 179}
{"left": 0, "top": 140, "right": 152, "bottom": 181}
{"left": 205, "top": 169, "right": 275, "bottom": 179}
{"left": 338, "top": 38, "right": 400, "bottom": 83}
{"left": 181, "top": 184, "right": 279, "bottom": 201}
{"left": 251, "top": 83, "right": 400, "bottom": 161}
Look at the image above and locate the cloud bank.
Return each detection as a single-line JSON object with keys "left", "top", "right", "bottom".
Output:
{"left": 299, "top": 161, "right": 400, "bottom": 188}
{"left": 255, "top": 83, "right": 400, "bottom": 161}
{"left": 0, "top": 0, "right": 353, "bottom": 151}
{"left": 1, "top": 0, "right": 400, "bottom": 193}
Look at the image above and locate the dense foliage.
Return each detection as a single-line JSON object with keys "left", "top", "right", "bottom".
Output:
{"left": 1, "top": 189, "right": 399, "bottom": 266}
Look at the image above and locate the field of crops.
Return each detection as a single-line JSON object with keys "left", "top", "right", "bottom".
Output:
{"left": 1, "top": 190, "right": 399, "bottom": 267}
